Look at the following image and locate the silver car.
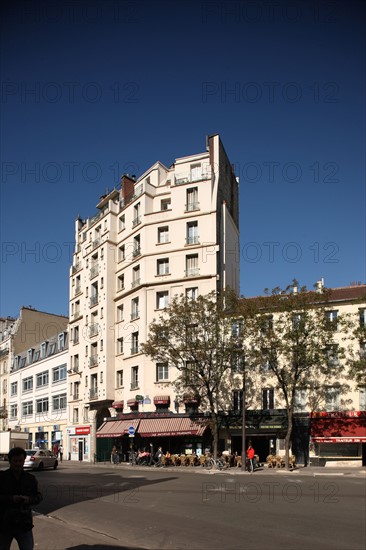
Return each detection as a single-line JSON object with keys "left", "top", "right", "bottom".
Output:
{"left": 24, "top": 449, "right": 58, "bottom": 470}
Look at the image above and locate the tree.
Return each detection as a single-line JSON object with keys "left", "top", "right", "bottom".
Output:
{"left": 241, "top": 282, "right": 347, "bottom": 469}
{"left": 346, "top": 304, "right": 366, "bottom": 388}
{"left": 141, "top": 290, "right": 244, "bottom": 459}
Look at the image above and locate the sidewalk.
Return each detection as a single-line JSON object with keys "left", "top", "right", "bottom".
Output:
{"left": 59, "top": 459, "right": 366, "bottom": 476}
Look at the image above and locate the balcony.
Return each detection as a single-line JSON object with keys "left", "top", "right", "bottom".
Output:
{"left": 132, "top": 216, "right": 141, "bottom": 228}
{"left": 132, "top": 247, "right": 141, "bottom": 258}
{"left": 185, "top": 202, "right": 200, "bottom": 212}
{"left": 174, "top": 169, "right": 211, "bottom": 185}
{"left": 92, "top": 238, "right": 101, "bottom": 250}
{"left": 88, "top": 323, "right": 99, "bottom": 338}
{"left": 185, "top": 268, "right": 200, "bottom": 277}
{"left": 131, "top": 278, "right": 141, "bottom": 289}
{"left": 89, "top": 355, "right": 98, "bottom": 367}
{"left": 72, "top": 262, "right": 82, "bottom": 274}
{"left": 130, "top": 345, "right": 139, "bottom": 355}
{"left": 89, "top": 295, "right": 99, "bottom": 307}
{"left": 89, "top": 387, "right": 98, "bottom": 400}
{"left": 186, "top": 236, "right": 200, "bottom": 245}
{"left": 90, "top": 264, "right": 99, "bottom": 279}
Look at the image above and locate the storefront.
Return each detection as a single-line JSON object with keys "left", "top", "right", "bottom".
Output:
{"left": 96, "top": 414, "right": 210, "bottom": 462}
{"left": 227, "top": 410, "right": 289, "bottom": 462}
{"left": 310, "top": 411, "right": 366, "bottom": 461}
{"left": 67, "top": 425, "right": 91, "bottom": 461}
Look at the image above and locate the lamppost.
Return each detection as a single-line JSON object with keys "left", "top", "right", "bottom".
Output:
{"left": 241, "top": 357, "right": 246, "bottom": 472}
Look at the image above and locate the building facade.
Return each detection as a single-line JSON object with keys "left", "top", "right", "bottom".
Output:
{"left": 68, "top": 134, "right": 240, "bottom": 461}
{"left": 1, "top": 307, "right": 68, "bottom": 450}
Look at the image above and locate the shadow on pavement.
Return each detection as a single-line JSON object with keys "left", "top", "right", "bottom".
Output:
{"left": 67, "top": 546, "right": 147, "bottom": 550}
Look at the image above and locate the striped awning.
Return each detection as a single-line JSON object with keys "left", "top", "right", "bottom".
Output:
{"left": 127, "top": 399, "right": 139, "bottom": 407}
{"left": 96, "top": 418, "right": 140, "bottom": 438}
{"left": 138, "top": 416, "right": 208, "bottom": 437}
{"left": 153, "top": 395, "right": 170, "bottom": 405}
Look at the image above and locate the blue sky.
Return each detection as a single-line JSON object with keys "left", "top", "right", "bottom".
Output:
{"left": 1, "top": 0, "right": 365, "bottom": 317}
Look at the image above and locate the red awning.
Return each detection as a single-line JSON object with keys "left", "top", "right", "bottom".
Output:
{"left": 154, "top": 395, "right": 170, "bottom": 405}
{"left": 311, "top": 416, "right": 366, "bottom": 443}
{"left": 96, "top": 419, "right": 140, "bottom": 438}
{"left": 137, "top": 416, "right": 208, "bottom": 437}
{"left": 112, "top": 401, "right": 124, "bottom": 409}
{"left": 127, "top": 399, "right": 138, "bottom": 407}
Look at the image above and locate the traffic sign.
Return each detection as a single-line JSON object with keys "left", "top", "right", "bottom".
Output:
{"left": 128, "top": 426, "right": 135, "bottom": 436}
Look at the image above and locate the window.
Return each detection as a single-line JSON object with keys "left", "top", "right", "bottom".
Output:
{"left": 27, "top": 349, "right": 34, "bottom": 365}
{"left": 156, "top": 291, "right": 169, "bottom": 310}
{"left": 359, "top": 387, "right": 366, "bottom": 410}
{"left": 119, "top": 214, "right": 125, "bottom": 231}
{"left": 117, "top": 304, "right": 124, "bottom": 322}
{"left": 22, "top": 401, "right": 33, "bottom": 416}
{"left": 117, "top": 274, "right": 125, "bottom": 291}
{"left": 116, "top": 370, "right": 123, "bottom": 387}
{"left": 33, "top": 350, "right": 40, "bottom": 362}
{"left": 186, "top": 287, "right": 198, "bottom": 300}
{"left": 184, "top": 361, "right": 197, "bottom": 384}
{"left": 58, "top": 333, "right": 65, "bottom": 351}
{"left": 53, "top": 364, "right": 67, "bottom": 383}
{"left": 294, "top": 389, "right": 307, "bottom": 411}
{"left": 36, "top": 371, "right": 49, "bottom": 388}
{"left": 73, "top": 382, "right": 80, "bottom": 399}
{"left": 10, "top": 404, "right": 18, "bottom": 419}
{"left": 117, "top": 337, "right": 124, "bottom": 355}
{"left": 73, "top": 408, "right": 79, "bottom": 423}
{"left": 186, "top": 221, "right": 199, "bottom": 245}
{"left": 118, "top": 244, "right": 125, "bottom": 262}
{"left": 53, "top": 394, "right": 67, "bottom": 411}
{"left": 190, "top": 164, "right": 202, "bottom": 181}
{"left": 325, "top": 310, "right": 338, "bottom": 330}
{"left": 22, "top": 377, "right": 33, "bottom": 393}
{"left": 48, "top": 342, "right": 56, "bottom": 356}
{"left": 158, "top": 226, "right": 169, "bottom": 244}
{"left": 132, "top": 203, "right": 141, "bottom": 227}
{"left": 292, "top": 313, "right": 304, "bottom": 329}
{"left": 131, "top": 297, "right": 139, "bottom": 320}
{"left": 132, "top": 265, "right": 140, "bottom": 287}
{"left": 133, "top": 235, "right": 141, "bottom": 257}
{"left": 186, "top": 187, "right": 199, "bottom": 211}
{"left": 232, "top": 319, "right": 244, "bottom": 338}
{"left": 73, "top": 326, "right": 79, "bottom": 344}
{"left": 131, "top": 366, "right": 139, "bottom": 389}
{"left": 326, "top": 345, "right": 340, "bottom": 368}
{"left": 73, "top": 354, "right": 79, "bottom": 373}
{"left": 161, "top": 198, "right": 171, "bottom": 211}
{"left": 262, "top": 388, "right": 274, "bottom": 410}
{"left": 156, "top": 363, "right": 169, "bottom": 381}
{"left": 36, "top": 398, "right": 49, "bottom": 413}
{"left": 10, "top": 381, "right": 18, "bottom": 396}
{"left": 40, "top": 342, "right": 47, "bottom": 359}
{"left": 325, "top": 387, "right": 340, "bottom": 411}
{"left": 157, "top": 258, "right": 169, "bottom": 275}
{"left": 185, "top": 254, "right": 199, "bottom": 277}
{"left": 131, "top": 332, "right": 139, "bottom": 354}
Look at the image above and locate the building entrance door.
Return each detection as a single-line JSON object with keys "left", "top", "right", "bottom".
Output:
{"left": 78, "top": 439, "right": 83, "bottom": 461}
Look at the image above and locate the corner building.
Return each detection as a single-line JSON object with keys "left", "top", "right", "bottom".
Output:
{"left": 68, "top": 135, "right": 239, "bottom": 461}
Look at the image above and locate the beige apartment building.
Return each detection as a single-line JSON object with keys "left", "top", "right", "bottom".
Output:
{"left": 68, "top": 134, "right": 239, "bottom": 461}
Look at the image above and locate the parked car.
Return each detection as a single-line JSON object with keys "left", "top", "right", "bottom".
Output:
{"left": 24, "top": 449, "right": 58, "bottom": 470}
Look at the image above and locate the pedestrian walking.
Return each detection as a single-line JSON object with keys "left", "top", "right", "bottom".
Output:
{"left": 111, "top": 446, "right": 119, "bottom": 465}
{"left": 246, "top": 444, "right": 255, "bottom": 473}
{"left": 0, "top": 447, "right": 43, "bottom": 550}
{"left": 58, "top": 445, "right": 63, "bottom": 462}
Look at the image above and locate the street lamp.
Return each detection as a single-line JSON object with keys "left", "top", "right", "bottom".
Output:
{"left": 241, "top": 357, "right": 246, "bottom": 472}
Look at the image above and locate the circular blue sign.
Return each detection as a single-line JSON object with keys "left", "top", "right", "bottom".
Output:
{"left": 128, "top": 426, "right": 135, "bottom": 436}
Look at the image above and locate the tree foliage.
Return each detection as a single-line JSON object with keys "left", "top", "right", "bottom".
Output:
{"left": 141, "top": 290, "right": 244, "bottom": 459}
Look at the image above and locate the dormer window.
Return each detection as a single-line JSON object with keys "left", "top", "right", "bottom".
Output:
{"left": 40, "top": 342, "right": 47, "bottom": 359}
{"left": 58, "top": 333, "right": 65, "bottom": 351}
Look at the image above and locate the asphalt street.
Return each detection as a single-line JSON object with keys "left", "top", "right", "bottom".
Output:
{"left": 2, "top": 462, "right": 365, "bottom": 550}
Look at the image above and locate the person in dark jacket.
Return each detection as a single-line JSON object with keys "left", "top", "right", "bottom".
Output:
{"left": 0, "top": 447, "right": 42, "bottom": 550}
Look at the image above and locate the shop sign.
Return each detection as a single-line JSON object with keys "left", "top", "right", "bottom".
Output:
{"left": 311, "top": 411, "right": 365, "bottom": 418}
{"left": 67, "top": 427, "right": 76, "bottom": 435}
{"left": 75, "top": 426, "right": 90, "bottom": 435}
